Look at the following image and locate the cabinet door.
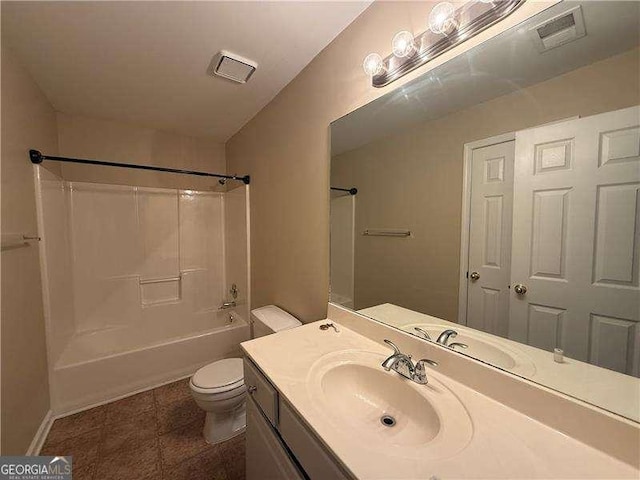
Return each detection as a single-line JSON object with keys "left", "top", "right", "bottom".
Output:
{"left": 246, "top": 397, "right": 304, "bottom": 480}
{"left": 279, "top": 399, "right": 351, "bottom": 480}
{"left": 244, "top": 358, "right": 279, "bottom": 426}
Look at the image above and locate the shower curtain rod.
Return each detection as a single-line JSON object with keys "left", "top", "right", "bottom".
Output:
{"left": 331, "top": 186, "right": 358, "bottom": 195}
{"left": 29, "top": 149, "right": 251, "bottom": 185}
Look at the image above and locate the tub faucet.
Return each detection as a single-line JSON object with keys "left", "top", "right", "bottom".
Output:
{"left": 219, "top": 301, "right": 236, "bottom": 310}
{"left": 381, "top": 339, "right": 438, "bottom": 385}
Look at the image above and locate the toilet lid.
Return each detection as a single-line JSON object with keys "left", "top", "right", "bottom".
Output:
{"left": 192, "top": 358, "right": 244, "bottom": 390}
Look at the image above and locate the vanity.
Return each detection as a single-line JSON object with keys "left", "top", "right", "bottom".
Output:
{"left": 241, "top": 305, "right": 639, "bottom": 479}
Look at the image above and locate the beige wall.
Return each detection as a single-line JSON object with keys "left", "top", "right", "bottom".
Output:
{"left": 331, "top": 48, "right": 640, "bottom": 321}
{"left": 1, "top": 45, "right": 57, "bottom": 454}
{"left": 1, "top": 50, "right": 227, "bottom": 454}
{"left": 58, "top": 112, "right": 226, "bottom": 190}
{"left": 226, "top": 1, "right": 557, "bottom": 322}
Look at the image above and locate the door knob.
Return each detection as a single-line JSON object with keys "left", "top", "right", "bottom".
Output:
{"left": 469, "top": 271, "right": 480, "bottom": 281}
{"left": 514, "top": 284, "right": 527, "bottom": 295}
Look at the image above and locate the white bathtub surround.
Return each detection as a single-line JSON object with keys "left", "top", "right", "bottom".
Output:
{"left": 34, "top": 167, "right": 251, "bottom": 413}
{"left": 242, "top": 314, "right": 639, "bottom": 478}
{"left": 224, "top": 184, "right": 251, "bottom": 323}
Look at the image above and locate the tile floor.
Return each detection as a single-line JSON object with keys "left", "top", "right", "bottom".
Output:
{"left": 41, "top": 378, "right": 245, "bottom": 480}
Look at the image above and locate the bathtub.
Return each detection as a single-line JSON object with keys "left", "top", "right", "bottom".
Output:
{"left": 51, "top": 310, "right": 250, "bottom": 415}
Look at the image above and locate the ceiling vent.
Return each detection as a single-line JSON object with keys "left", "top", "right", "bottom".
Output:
{"left": 528, "top": 6, "right": 586, "bottom": 52}
{"left": 209, "top": 51, "right": 257, "bottom": 84}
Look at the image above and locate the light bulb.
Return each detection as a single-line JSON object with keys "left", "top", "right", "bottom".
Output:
{"left": 392, "top": 31, "right": 416, "bottom": 58}
{"left": 428, "top": 2, "right": 458, "bottom": 35}
{"left": 362, "top": 53, "right": 384, "bottom": 77}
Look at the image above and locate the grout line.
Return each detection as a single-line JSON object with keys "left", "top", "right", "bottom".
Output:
{"left": 153, "top": 384, "right": 165, "bottom": 478}
{"left": 91, "top": 402, "right": 109, "bottom": 480}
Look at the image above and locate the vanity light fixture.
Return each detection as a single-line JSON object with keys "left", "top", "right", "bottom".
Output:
{"left": 363, "top": 52, "right": 385, "bottom": 77}
{"left": 428, "top": 2, "right": 458, "bottom": 35}
{"left": 392, "top": 31, "right": 417, "bottom": 58}
{"left": 363, "top": 0, "right": 525, "bottom": 87}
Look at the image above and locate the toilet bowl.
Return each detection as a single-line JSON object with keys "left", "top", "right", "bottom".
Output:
{"left": 190, "top": 358, "right": 247, "bottom": 444}
{"left": 189, "top": 305, "right": 301, "bottom": 444}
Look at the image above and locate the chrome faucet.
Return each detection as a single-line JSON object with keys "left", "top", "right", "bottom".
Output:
{"left": 436, "top": 329, "right": 458, "bottom": 346}
{"left": 381, "top": 339, "right": 438, "bottom": 385}
{"left": 220, "top": 284, "right": 239, "bottom": 310}
{"left": 435, "top": 329, "right": 469, "bottom": 350}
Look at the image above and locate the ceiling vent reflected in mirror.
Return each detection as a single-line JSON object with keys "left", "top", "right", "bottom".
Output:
{"left": 529, "top": 6, "right": 586, "bottom": 52}
{"left": 209, "top": 50, "right": 257, "bottom": 84}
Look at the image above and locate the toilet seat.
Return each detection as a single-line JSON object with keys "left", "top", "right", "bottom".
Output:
{"left": 190, "top": 358, "right": 245, "bottom": 396}
{"left": 190, "top": 380, "right": 246, "bottom": 399}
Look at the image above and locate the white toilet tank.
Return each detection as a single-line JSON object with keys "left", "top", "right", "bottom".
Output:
{"left": 251, "top": 305, "right": 301, "bottom": 338}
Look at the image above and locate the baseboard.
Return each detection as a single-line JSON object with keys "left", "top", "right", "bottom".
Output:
{"left": 26, "top": 410, "right": 54, "bottom": 455}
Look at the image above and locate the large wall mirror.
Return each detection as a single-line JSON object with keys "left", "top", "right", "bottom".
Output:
{"left": 330, "top": 0, "right": 639, "bottom": 422}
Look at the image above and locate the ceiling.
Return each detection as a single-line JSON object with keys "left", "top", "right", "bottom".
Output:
{"left": 331, "top": 0, "right": 640, "bottom": 155}
{"left": 1, "top": 1, "right": 370, "bottom": 141}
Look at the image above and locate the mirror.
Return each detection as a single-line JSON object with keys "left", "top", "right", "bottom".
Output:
{"left": 330, "top": 0, "right": 640, "bottom": 422}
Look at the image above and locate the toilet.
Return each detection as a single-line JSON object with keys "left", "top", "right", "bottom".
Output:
{"left": 189, "top": 305, "right": 301, "bottom": 444}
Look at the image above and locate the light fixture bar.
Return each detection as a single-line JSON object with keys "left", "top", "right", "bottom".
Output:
{"left": 372, "top": 0, "right": 525, "bottom": 87}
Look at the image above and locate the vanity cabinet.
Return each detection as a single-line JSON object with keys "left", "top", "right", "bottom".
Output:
{"left": 246, "top": 396, "right": 304, "bottom": 480}
{"left": 244, "top": 356, "right": 279, "bottom": 426}
{"left": 243, "top": 358, "right": 351, "bottom": 480}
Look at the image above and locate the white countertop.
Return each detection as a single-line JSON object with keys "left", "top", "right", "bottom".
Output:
{"left": 241, "top": 320, "right": 639, "bottom": 480}
{"left": 359, "top": 303, "right": 640, "bottom": 422}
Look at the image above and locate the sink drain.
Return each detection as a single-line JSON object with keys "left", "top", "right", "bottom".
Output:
{"left": 380, "top": 415, "right": 396, "bottom": 427}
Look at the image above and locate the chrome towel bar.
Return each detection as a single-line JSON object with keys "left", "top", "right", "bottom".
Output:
{"left": 362, "top": 229, "right": 411, "bottom": 237}
{"left": 139, "top": 276, "right": 181, "bottom": 285}
{"left": 1, "top": 233, "right": 41, "bottom": 249}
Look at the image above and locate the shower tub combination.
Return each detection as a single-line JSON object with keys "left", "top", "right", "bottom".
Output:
{"left": 35, "top": 166, "right": 251, "bottom": 414}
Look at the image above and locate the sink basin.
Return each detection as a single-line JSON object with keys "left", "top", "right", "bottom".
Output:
{"left": 307, "top": 350, "right": 473, "bottom": 459}
{"left": 405, "top": 323, "right": 536, "bottom": 376}
{"left": 321, "top": 362, "right": 441, "bottom": 446}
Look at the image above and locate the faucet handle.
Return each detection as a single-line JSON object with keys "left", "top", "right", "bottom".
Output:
{"left": 413, "top": 359, "right": 438, "bottom": 384}
{"left": 419, "top": 359, "right": 438, "bottom": 367}
{"left": 383, "top": 339, "right": 401, "bottom": 354}
{"left": 413, "top": 327, "right": 432, "bottom": 340}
